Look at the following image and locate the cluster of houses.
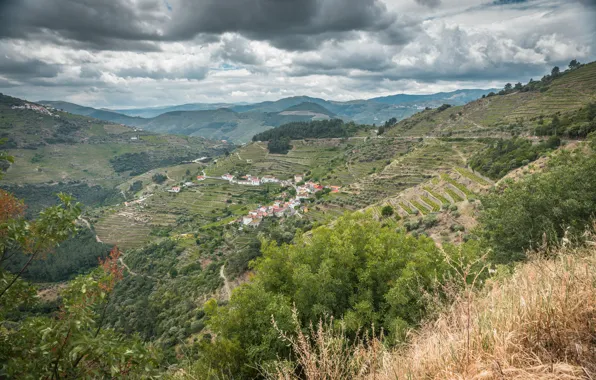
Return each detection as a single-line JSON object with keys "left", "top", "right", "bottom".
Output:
{"left": 242, "top": 198, "right": 304, "bottom": 227}
{"left": 12, "top": 103, "right": 57, "bottom": 117}
{"left": 239, "top": 173, "right": 341, "bottom": 227}
{"left": 218, "top": 173, "right": 283, "bottom": 187}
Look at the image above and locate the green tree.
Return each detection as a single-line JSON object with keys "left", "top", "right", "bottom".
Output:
{"left": 568, "top": 59, "right": 580, "bottom": 70}
{"left": 551, "top": 66, "right": 560, "bottom": 77}
{"left": 201, "top": 212, "right": 454, "bottom": 377}
{"left": 479, "top": 151, "right": 596, "bottom": 262}
{"left": 381, "top": 205, "right": 394, "bottom": 217}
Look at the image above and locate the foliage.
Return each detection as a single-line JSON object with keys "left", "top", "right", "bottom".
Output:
{"left": 201, "top": 212, "right": 458, "bottom": 377}
{"left": 267, "top": 137, "right": 292, "bottom": 154}
{"left": 381, "top": 205, "right": 394, "bottom": 217}
{"left": 111, "top": 151, "right": 203, "bottom": 176}
{"left": 469, "top": 137, "right": 559, "bottom": 179}
{"left": 534, "top": 103, "right": 596, "bottom": 138}
{"left": 479, "top": 150, "right": 596, "bottom": 262}
{"left": 152, "top": 173, "right": 168, "bottom": 184}
{"left": 2, "top": 229, "right": 110, "bottom": 283}
{"left": 1, "top": 182, "right": 122, "bottom": 217}
{"left": 253, "top": 119, "right": 366, "bottom": 142}
{"left": 1, "top": 248, "right": 159, "bottom": 378}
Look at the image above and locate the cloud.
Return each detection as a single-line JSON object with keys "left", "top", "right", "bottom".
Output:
{"left": 0, "top": 0, "right": 594, "bottom": 107}
{"left": 415, "top": 0, "right": 442, "bottom": 8}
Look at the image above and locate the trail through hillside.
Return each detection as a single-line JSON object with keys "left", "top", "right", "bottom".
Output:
{"left": 78, "top": 217, "right": 103, "bottom": 243}
{"left": 220, "top": 264, "right": 231, "bottom": 300}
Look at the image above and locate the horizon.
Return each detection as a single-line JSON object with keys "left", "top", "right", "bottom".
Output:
{"left": 30, "top": 87, "right": 502, "bottom": 111}
{"left": 0, "top": 0, "right": 594, "bottom": 108}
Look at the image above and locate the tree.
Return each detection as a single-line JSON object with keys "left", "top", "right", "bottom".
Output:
{"left": 479, "top": 152, "right": 596, "bottom": 262}
{"left": 551, "top": 66, "right": 560, "bottom": 77}
{"left": 152, "top": 173, "right": 167, "bottom": 184}
{"left": 381, "top": 205, "right": 394, "bottom": 217}
{"left": 201, "top": 212, "right": 455, "bottom": 377}
{"left": 514, "top": 82, "right": 523, "bottom": 91}
{"left": 569, "top": 59, "right": 581, "bottom": 70}
{"left": 1, "top": 248, "right": 159, "bottom": 378}
{"left": 0, "top": 152, "right": 158, "bottom": 377}
{"left": 377, "top": 126, "right": 385, "bottom": 136}
{"left": 504, "top": 83, "right": 513, "bottom": 91}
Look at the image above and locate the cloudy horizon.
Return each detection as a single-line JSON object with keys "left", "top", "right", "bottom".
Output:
{"left": 0, "top": 0, "right": 594, "bottom": 109}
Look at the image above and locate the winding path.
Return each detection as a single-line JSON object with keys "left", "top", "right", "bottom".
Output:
{"left": 220, "top": 264, "right": 232, "bottom": 301}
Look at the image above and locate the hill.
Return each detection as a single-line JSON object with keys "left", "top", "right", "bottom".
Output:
{"left": 279, "top": 102, "right": 336, "bottom": 118}
{"left": 0, "top": 94, "right": 231, "bottom": 209}
{"left": 36, "top": 89, "right": 494, "bottom": 143}
{"left": 386, "top": 62, "right": 596, "bottom": 138}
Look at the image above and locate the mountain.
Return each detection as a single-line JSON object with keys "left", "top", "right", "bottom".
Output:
{"left": 111, "top": 102, "right": 239, "bottom": 118}
{"left": 38, "top": 89, "right": 495, "bottom": 143}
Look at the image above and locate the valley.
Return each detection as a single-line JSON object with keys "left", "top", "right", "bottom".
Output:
{"left": 2, "top": 61, "right": 596, "bottom": 378}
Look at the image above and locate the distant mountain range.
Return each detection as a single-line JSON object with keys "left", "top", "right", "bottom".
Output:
{"left": 40, "top": 89, "right": 495, "bottom": 143}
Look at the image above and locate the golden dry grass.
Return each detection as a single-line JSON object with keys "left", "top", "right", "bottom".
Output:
{"left": 270, "top": 244, "right": 596, "bottom": 380}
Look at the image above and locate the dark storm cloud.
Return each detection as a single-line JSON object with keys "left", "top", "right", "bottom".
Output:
{"left": 213, "top": 36, "right": 261, "bottom": 65}
{"left": 166, "top": 0, "right": 399, "bottom": 50}
{"left": 0, "top": 0, "right": 406, "bottom": 52}
{"left": 415, "top": 0, "right": 442, "bottom": 8}
{"left": 491, "top": 0, "right": 529, "bottom": 5}
{"left": 0, "top": 0, "right": 166, "bottom": 51}
{"left": 0, "top": 56, "right": 61, "bottom": 79}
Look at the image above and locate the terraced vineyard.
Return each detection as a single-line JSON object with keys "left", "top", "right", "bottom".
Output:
{"left": 387, "top": 62, "right": 596, "bottom": 138}
{"left": 342, "top": 139, "right": 477, "bottom": 209}
{"left": 366, "top": 162, "right": 495, "bottom": 243}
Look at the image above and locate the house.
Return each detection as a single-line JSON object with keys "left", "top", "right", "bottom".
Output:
{"left": 222, "top": 174, "right": 235, "bottom": 181}
{"left": 250, "top": 177, "right": 261, "bottom": 186}
{"left": 294, "top": 174, "right": 304, "bottom": 183}
{"left": 262, "top": 175, "right": 280, "bottom": 183}
{"left": 183, "top": 182, "right": 194, "bottom": 187}
{"left": 168, "top": 186, "right": 181, "bottom": 193}
{"left": 130, "top": 136, "right": 138, "bottom": 140}
{"left": 242, "top": 216, "right": 253, "bottom": 225}
{"left": 328, "top": 186, "right": 341, "bottom": 193}
{"left": 196, "top": 175, "right": 206, "bottom": 181}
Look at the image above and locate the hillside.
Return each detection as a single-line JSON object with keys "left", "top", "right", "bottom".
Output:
{"left": 268, "top": 244, "right": 596, "bottom": 380}
{"left": 0, "top": 93, "right": 231, "bottom": 215}
{"left": 387, "top": 62, "right": 596, "bottom": 138}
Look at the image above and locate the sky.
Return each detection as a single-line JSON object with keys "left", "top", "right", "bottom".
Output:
{"left": 0, "top": 0, "right": 594, "bottom": 108}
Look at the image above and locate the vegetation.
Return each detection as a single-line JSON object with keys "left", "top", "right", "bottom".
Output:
{"left": 534, "top": 102, "right": 596, "bottom": 138}
{"left": 479, "top": 149, "right": 596, "bottom": 262}
{"left": 381, "top": 205, "right": 394, "bottom": 217}
{"left": 252, "top": 119, "right": 371, "bottom": 154}
{"left": 267, "top": 244, "right": 596, "bottom": 379}
{"left": 194, "top": 212, "right": 476, "bottom": 377}
{"left": 0, "top": 174, "right": 158, "bottom": 377}
{"left": 2, "top": 229, "right": 110, "bottom": 283}
{"left": 469, "top": 137, "right": 560, "bottom": 179}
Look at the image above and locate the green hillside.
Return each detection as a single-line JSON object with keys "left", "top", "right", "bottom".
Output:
{"left": 387, "top": 62, "right": 596, "bottom": 138}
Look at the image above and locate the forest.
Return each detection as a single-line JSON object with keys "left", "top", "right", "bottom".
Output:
{"left": 252, "top": 119, "right": 371, "bottom": 153}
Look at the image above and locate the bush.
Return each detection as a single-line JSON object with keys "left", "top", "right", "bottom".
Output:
{"left": 152, "top": 173, "right": 167, "bottom": 184}
{"left": 480, "top": 151, "right": 596, "bottom": 262}
{"left": 381, "top": 205, "right": 394, "bottom": 217}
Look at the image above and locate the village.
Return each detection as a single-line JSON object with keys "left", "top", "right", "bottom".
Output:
{"left": 165, "top": 172, "right": 341, "bottom": 227}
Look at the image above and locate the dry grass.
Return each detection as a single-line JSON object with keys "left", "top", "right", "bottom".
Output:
{"left": 269, "top": 244, "right": 596, "bottom": 380}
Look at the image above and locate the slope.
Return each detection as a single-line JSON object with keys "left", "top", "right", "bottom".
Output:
{"left": 387, "top": 62, "right": 596, "bottom": 138}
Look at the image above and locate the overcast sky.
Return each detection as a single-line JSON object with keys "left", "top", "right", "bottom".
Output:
{"left": 0, "top": 0, "right": 594, "bottom": 108}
